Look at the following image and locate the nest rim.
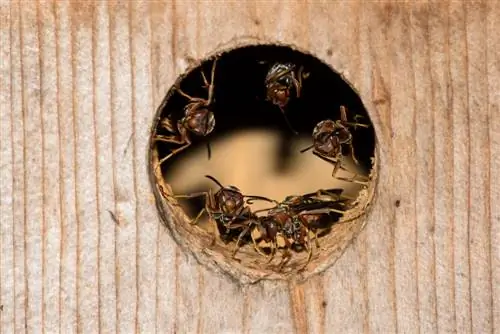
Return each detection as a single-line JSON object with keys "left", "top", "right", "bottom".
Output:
{"left": 147, "top": 38, "right": 382, "bottom": 284}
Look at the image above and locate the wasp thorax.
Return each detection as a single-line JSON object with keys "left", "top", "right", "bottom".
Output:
{"left": 270, "top": 211, "right": 292, "bottom": 226}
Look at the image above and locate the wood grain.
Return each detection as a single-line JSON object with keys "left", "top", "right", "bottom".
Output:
{"left": 1, "top": 1, "right": 499, "bottom": 333}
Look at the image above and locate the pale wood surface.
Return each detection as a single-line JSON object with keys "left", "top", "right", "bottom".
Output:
{"left": 1, "top": 1, "right": 499, "bottom": 333}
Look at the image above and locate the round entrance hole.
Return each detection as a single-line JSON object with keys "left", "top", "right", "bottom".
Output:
{"left": 149, "top": 44, "right": 378, "bottom": 283}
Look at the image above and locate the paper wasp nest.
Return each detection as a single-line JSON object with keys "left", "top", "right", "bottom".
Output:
{"left": 149, "top": 43, "right": 378, "bottom": 283}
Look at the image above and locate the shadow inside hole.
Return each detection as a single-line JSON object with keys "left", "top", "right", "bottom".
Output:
{"left": 153, "top": 44, "right": 376, "bottom": 229}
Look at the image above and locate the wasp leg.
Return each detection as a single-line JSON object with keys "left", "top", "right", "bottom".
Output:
{"left": 266, "top": 241, "right": 276, "bottom": 264}
{"left": 157, "top": 126, "right": 191, "bottom": 164}
{"left": 338, "top": 161, "right": 371, "bottom": 185}
{"left": 336, "top": 176, "right": 369, "bottom": 186}
{"left": 296, "top": 66, "right": 304, "bottom": 97}
{"left": 331, "top": 160, "right": 342, "bottom": 179}
{"left": 155, "top": 142, "right": 191, "bottom": 173}
{"left": 175, "top": 86, "right": 206, "bottom": 103}
{"left": 159, "top": 118, "right": 177, "bottom": 133}
{"left": 223, "top": 214, "right": 239, "bottom": 230}
{"left": 339, "top": 105, "right": 349, "bottom": 123}
{"left": 200, "top": 69, "right": 209, "bottom": 88}
{"left": 316, "top": 188, "right": 355, "bottom": 201}
{"left": 208, "top": 217, "right": 220, "bottom": 245}
{"left": 278, "top": 248, "right": 292, "bottom": 272}
{"left": 190, "top": 208, "right": 207, "bottom": 225}
{"left": 292, "top": 74, "right": 301, "bottom": 98}
{"left": 232, "top": 225, "right": 252, "bottom": 258}
{"left": 251, "top": 235, "right": 269, "bottom": 258}
{"left": 343, "top": 121, "right": 370, "bottom": 130}
{"left": 206, "top": 58, "right": 218, "bottom": 104}
{"left": 173, "top": 191, "right": 208, "bottom": 199}
{"left": 312, "top": 230, "right": 320, "bottom": 249}
{"left": 300, "top": 238, "right": 313, "bottom": 271}
{"left": 351, "top": 115, "right": 370, "bottom": 128}
{"left": 336, "top": 159, "right": 370, "bottom": 185}
{"left": 312, "top": 151, "right": 366, "bottom": 183}
{"left": 349, "top": 143, "right": 360, "bottom": 165}
{"left": 168, "top": 191, "right": 205, "bottom": 206}
{"left": 295, "top": 65, "right": 310, "bottom": 98}
{"left": 201, "top": 57, "right": 217, "bottom": 87}
{"left": 312, "top": 151, "right": 343, "bottom": 178}
{"left": 153, "top": 134, "right": 185, "bottom": 144}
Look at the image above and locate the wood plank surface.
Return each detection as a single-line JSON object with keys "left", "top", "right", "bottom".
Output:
{"left": 1, "top": 1, "right": 499, "bottom": 333}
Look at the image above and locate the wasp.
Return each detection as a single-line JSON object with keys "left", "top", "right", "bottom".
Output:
{"left": 300, "top": 105, "right": 370, "bottom": 185}
{"left": 250, "top": 208, "right": 343, "bottom": 271}
{"left": 264, "top": 62, "right": 309, "bottom": 134}
{"left": 228, "top": 215, "right": 262, "bottom": 258}
{"left": 249, "top": 189, "right": 351, "bottom": 270}
{"left": 265, "top": 63, "right": 308, "bottom": 110}
{"left": 173, "top": 175, "right": 274, "bottom": 242}
{"left": 154, "top": 58, "right": 218, "bottom": 171}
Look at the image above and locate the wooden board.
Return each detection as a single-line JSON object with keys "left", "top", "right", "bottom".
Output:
{"left": 1, "top": 1, "right": 498, "bottom": 333}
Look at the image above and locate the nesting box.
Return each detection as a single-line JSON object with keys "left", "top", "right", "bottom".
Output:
{"left": 0, "top": 1, "right": 498, "bottom": 333}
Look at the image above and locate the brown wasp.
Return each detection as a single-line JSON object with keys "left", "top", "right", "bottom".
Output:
{"left": 264, "top": 62, "right": 309, "bottom": 134}
{"left": 265, "top": 63, "right": 308, "bottom": 110}
{"left": 228, "top": 215, "right": 262, "bottom": 258}
{"left": 173, "top": 175, "right": 274, "bottom": 241}
{"left": 154, "top": 58, "right": 218, "bottom": 171}
{"left": 248, "top": 189, "right": 351, "bottom": 270}
{"left": 252, "top": 212, "right": 294, "bottom": 269}
{"left": 300, "top": 105, "right": 370, "bottom": 185}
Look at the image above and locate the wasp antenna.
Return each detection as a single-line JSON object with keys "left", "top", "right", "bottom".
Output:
{"left": 206, "top": 142, "right": 212, "bottom": 160}
{"left": 253, "top": 206, "right": 278, "bottom": 215}
{"left": 339, "top": 105, "right": 348, "bottom": 123}
{"left": 300, "top": 144, "right": 315, "bottom": 153}
{"left": 245, "top": 195, "right": 279, "bottom": 204}
{"left": 280, "top": 111, "right": 299, "bottom": 135}
{"left": 298, "top": 66, "right": 310, "bottom": 80}
{"left": 204, "top": 175, "right": 225, "bottom": 189}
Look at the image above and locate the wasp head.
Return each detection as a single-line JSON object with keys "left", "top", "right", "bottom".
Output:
{"left": 182, "top": 105, "right": 215, "bottom": 137}
{"left": 265, "top": 63, "right": 299, "bottom": 109}
{"left": 215, "top": 186, "right": 245, "bottom": 215}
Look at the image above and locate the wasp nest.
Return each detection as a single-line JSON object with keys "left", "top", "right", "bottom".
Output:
{"left": 149, "top": 44, "right": 377, "bottom": 283}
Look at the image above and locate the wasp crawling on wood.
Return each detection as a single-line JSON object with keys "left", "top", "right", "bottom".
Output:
{"left": 300, "top": 105, "right": 370, "bottom": 185}
{"left": 229, "top": 188, "right": 351, "bottom": 262}
{"left": 248, "top": 189, "right": 352, "bottom": 270}
{"left": 154, "top": 58, "right": 218, "bottom": 172}
{"left": 264, "top": 62, "right": 309, "bottom": 134}
{"left": 173, "top": 175, "right": 274, "bottom": 242}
